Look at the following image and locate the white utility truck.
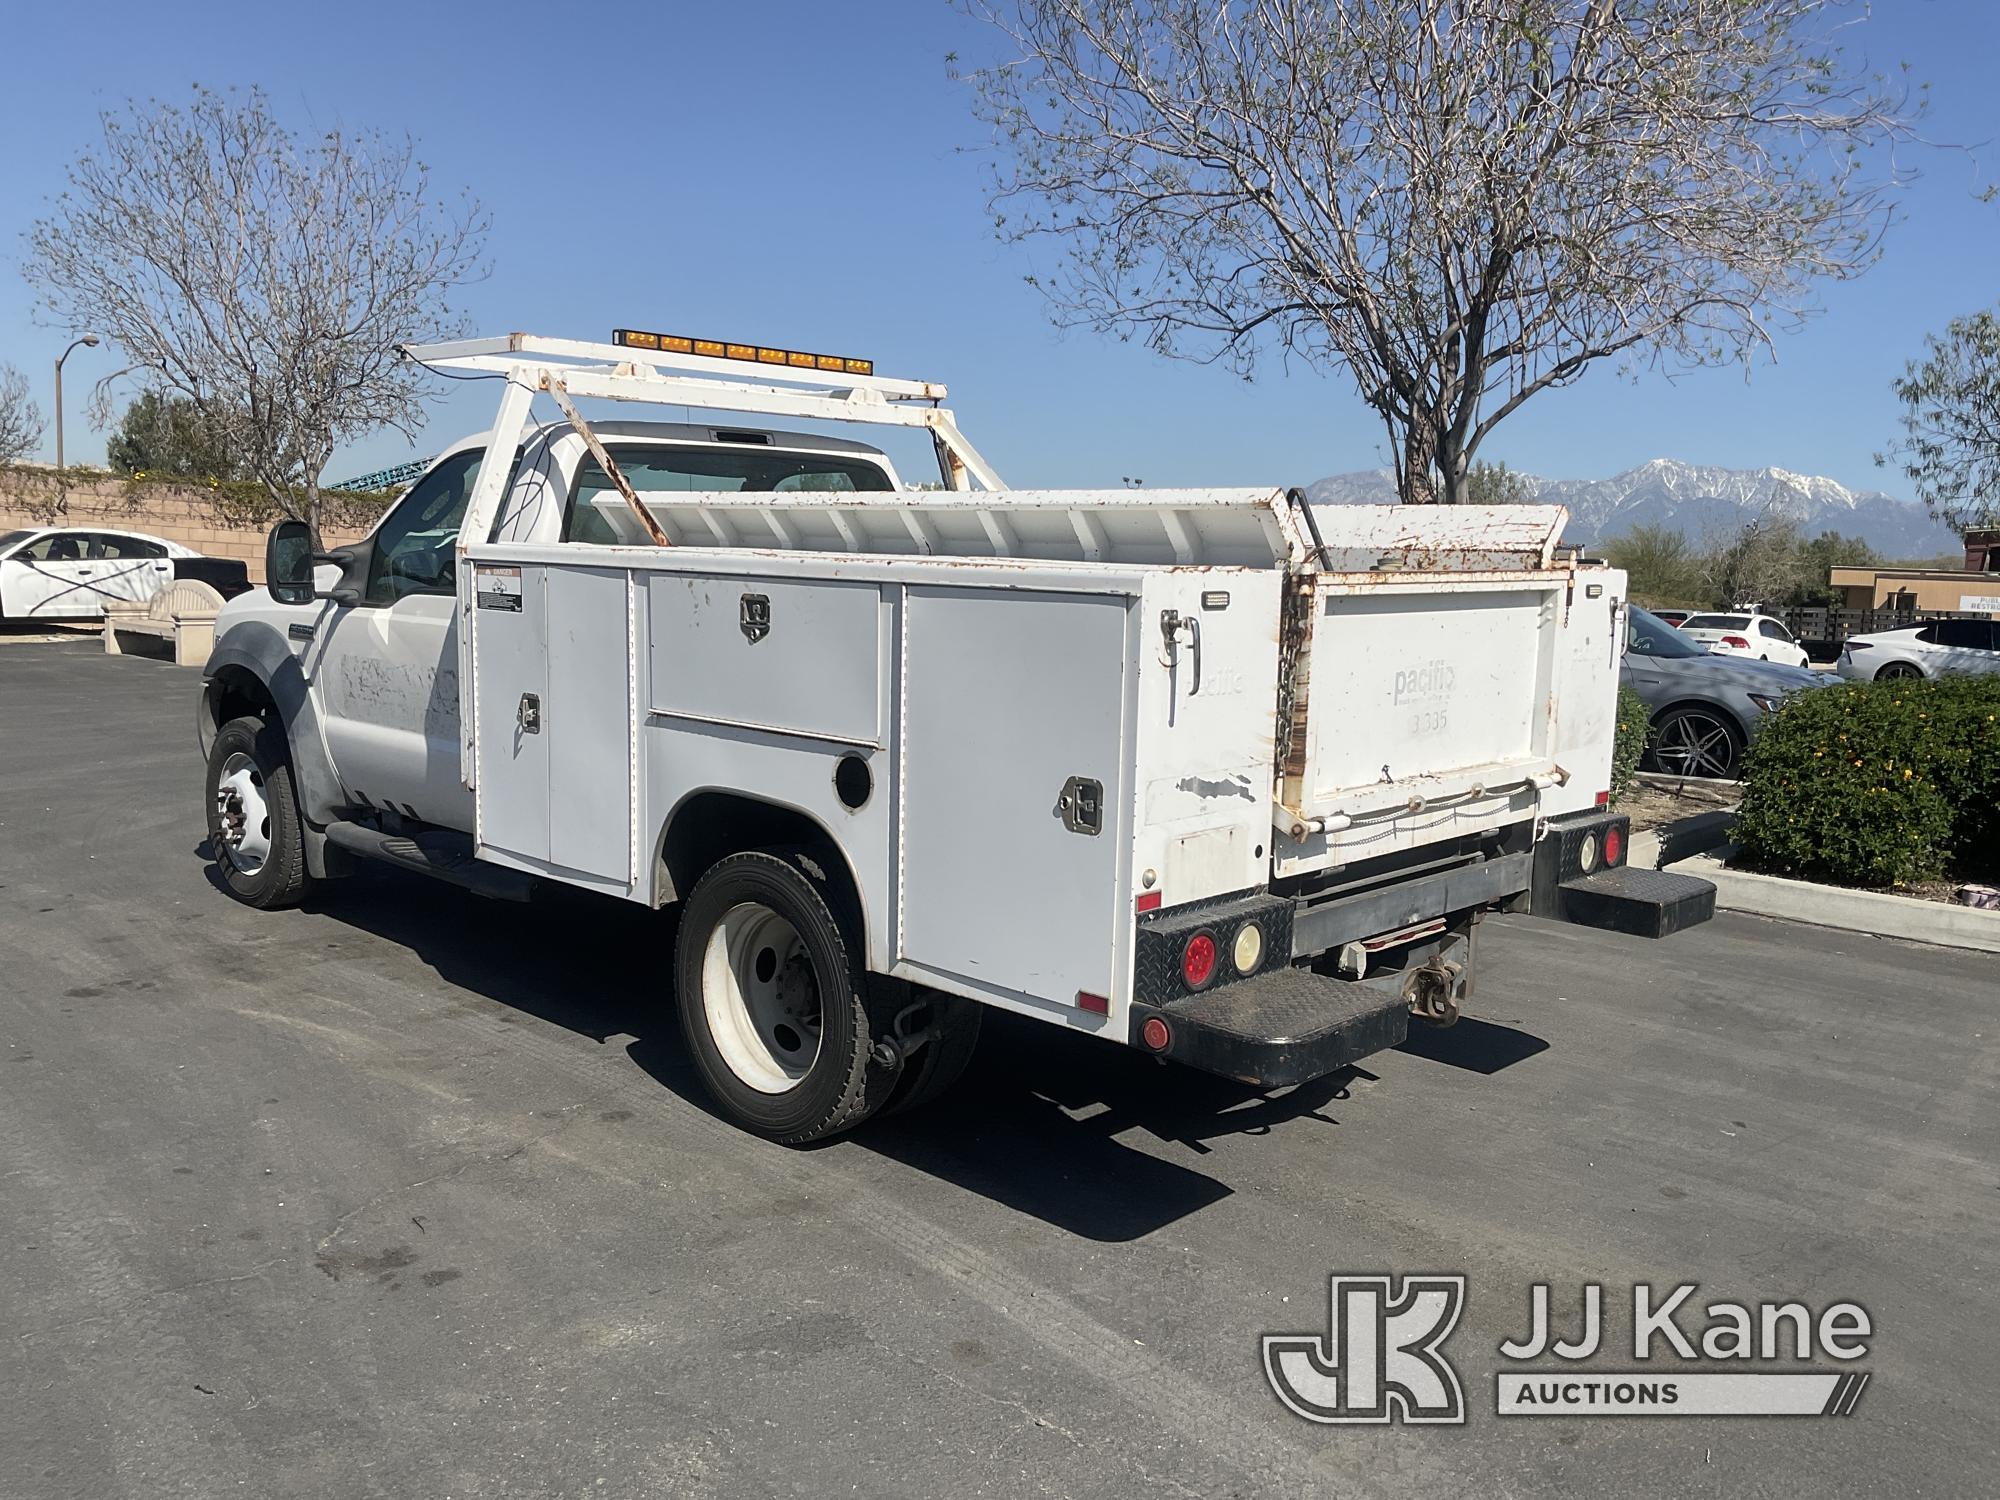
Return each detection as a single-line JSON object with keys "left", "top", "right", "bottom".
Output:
{"left": 199, "top": 331, "right": 1713, "bottom": 1142}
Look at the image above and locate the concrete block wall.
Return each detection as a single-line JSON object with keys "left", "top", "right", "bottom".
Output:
{"left": 0, "top": 472, "right": 374, "bottom": 584}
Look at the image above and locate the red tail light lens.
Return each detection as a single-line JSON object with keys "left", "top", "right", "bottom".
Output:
{"left": 1594, "top": 790, "right": 1610, "bottom": 808}
{"left": 1141, "top": 1016, "right": 1172, "bottom": 1051}
{"left": 1182, "top": 932, "right": 1217, "bottom": 989}
{"left": 1603, "top": 825, "right": 1624, "bottom": 866}
{"left": 1721, "top": 635, "right": 1750, "bottom": 649}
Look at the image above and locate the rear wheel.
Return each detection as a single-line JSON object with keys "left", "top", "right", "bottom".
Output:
{"left": 1875, "top": 660, "right": 1922, "bottom": 681}
{"left": 1647, "top": 706, "right": 1744, "bottom": 780}
{"left": 674, "top": 849, "right": 896, "bottom": 1143}
{"left": 205, "top": 715, "right": 311, "bottom": 909}
{"left": 881, "top": 992, "right": 983, "bottom": 1117}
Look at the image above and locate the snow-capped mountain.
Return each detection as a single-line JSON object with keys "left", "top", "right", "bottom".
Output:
{"left": 1305, "top": 458, "right": 1962, "bottom": 557}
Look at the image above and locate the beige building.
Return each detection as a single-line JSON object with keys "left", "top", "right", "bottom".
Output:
{"left": 1830, "top": 528, "right": 2000, "bottom": 616}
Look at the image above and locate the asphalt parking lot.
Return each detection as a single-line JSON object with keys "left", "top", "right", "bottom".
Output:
{"left": 2, "top": 640, "right": 1995, "bottom": 1499}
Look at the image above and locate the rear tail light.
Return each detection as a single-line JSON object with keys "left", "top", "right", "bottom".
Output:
{"left": 1594, "top": 789, "right": 1610, "bottom": 808}
{"left": 1603, "top": 825, "right": 1624, "bottom": 866}
{"left": 1721, "top": 634, "right": 1750, "bottom": 649}
{"left": 1140, "top": 1016, "right": 1172, "bottom": 1051}
{"left": 1182, "top": 932, "right": 1218, "bottom": 989}
{"left": 1845, "top": 641, "right": 1870, "bottom": 652}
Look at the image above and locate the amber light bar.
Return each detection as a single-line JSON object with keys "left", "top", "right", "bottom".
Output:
{"left": 613, "top": 328, "right": 873, "bottom": 377}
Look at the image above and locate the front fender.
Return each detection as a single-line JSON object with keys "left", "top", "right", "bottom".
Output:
{"left": 200, "top": 621, "right": 346, "bottom": 826}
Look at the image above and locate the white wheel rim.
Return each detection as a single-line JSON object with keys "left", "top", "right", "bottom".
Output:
{"left": 701, "top": 901, "right": 823, "bottom": 1094}
{"left": 215, "top": 751, "right": 273, "bottom": 875}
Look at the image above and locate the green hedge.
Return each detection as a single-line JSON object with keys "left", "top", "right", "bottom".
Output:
{"left": 1611, "top": 684, "right": 1648, "bottom": 805}
{"left": 1734, "top": 675, "right": 2000, "bottom": 887}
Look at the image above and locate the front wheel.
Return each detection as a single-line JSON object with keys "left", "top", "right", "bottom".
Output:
{"left": 1875, "top": 661, "right": 1922, "bottom": 681}
{"left": 674, "top": 849, "right": 896, "bottom": 1143}
{"left": 205, "top": 715, "right": 312, "bottom": 909}
{"left": 1647, "top": 705, "right": 1744, "bottom": 780}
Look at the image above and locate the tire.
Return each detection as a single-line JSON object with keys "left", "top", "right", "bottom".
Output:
{"left": 1875, "top": 661, "right": 1922, "bottom": 681}
{"left": 1646, "top": 705, "right": 1745, "bottom": 780}
{"left": 881, "top": 991, "right": 983, "bottom": 1117}
{"left": 674, "top": 848, "right": 897, "bottom": 1144}
{"left": 204, "top": 715, "right": 312, "bottom": 909}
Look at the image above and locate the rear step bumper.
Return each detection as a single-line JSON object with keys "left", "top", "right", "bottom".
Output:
{"left": 1130, "top": 968, "right": 1410, "bottom": 1089}
{"left": 1557, "top": 865, "right": 1716, "bottom": 939}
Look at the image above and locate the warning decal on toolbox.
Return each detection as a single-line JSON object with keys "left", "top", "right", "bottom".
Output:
{"left": 475, "top": 565, "right": 523, "bottom": 612}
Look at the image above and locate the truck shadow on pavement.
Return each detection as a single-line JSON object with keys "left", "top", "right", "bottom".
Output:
{"left": 278, "top": 860, "right": 1522, "bottom": 1242}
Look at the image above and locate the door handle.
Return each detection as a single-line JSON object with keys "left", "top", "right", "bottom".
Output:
{"left": 516, "top": 692, "right": 541, "bottom": 734}
{"left": 1160, "top": 609, "right": 1202, "bottom": 694}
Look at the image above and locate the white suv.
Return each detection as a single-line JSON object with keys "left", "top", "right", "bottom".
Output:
{"left": 1674, "top": 612, "right": 1811, "bottom": 669}
{"left": 1836, "top": 618, "right": 2000, "bottom": 682}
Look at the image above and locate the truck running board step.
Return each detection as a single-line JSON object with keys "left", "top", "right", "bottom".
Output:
{"left": 1559, "top": 866, "right": 1716, "bottom": 939}
{"left": 323, "top": 822, "right": 538, "bottom": 903}
{"left": 1131, "top": 968, "right": 1410, "bottom": 1090}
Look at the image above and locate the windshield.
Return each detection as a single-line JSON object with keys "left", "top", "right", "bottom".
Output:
{"left": 1682, "top": 614, "right": 1749, "bottom": 630}
{"left": 564, "top": 442, "right": 894, "bottom": 543}
{"left": 1627, "top": 606, "right": 1708, "bottom": 659}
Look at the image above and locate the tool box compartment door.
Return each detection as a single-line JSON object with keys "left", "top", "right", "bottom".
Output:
{"left": 896, "top": 585, "right": 1131, "bottom": 1010}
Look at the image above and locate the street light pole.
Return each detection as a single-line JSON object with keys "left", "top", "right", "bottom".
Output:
{"left": 54, "top": 334, "right": 102, "bottom": 507}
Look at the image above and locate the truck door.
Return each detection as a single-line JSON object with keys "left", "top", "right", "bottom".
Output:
{"left": 311, "top": 448, "right": 484, "bottom": 827}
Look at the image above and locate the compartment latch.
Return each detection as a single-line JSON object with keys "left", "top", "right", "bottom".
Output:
{"left": 1054, "top": 776, "right": 1104, "bottom": 836}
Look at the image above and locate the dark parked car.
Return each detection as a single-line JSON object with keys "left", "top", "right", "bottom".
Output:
{"left": 1621, "top": 606, "right": 1823, "bottom": 779}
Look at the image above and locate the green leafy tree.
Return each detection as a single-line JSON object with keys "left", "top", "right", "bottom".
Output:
{"left": 105, "top": 391, "right": 241, "bottom": 480}
{"left": 1465, "top": 460, "right": 1531, "bottom": 506}
{"left": 1704, "top": 517, "right": 1809, "bottom": 609}
{"left": 1883, "top": 307, "right": 2000, "bottom": 531}
{"left": 1789, "top": 530, "right": 1883, "bottom": 607}
{"left": 1604, "top": 524, "right": 1705, "bottom": 608}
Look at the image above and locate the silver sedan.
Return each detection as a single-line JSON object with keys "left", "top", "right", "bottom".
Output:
{"left": 1621, "top": 606, "right": 1825, "bottom": 779}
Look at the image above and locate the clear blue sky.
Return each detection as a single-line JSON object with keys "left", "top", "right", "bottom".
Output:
{"left": 1, "top": 0, "right": 1994, "bottom": 494}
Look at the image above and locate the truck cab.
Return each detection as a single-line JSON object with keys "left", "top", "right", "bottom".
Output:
{"left": 204, "top": 420, "right": 909, "bottom": 833}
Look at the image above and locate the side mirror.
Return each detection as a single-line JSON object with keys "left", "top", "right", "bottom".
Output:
{"left": 266, "top": 520, "right": 315, "bottom": 606}
{"left": 266, "top": 521, "right": 362, "bottom": 608}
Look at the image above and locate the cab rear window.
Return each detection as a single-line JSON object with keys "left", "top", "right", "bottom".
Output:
{"left": 564, "top": 444, "right": 893, "bottom": 544}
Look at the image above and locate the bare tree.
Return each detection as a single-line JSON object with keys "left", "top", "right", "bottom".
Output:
{"left": 0, "top": 364, "right": 45, "bottom": 466}
{"left": 959, "top": 1, "right": 1909, "bottom": 502}
{"left": 24, "top": 86, "right": 487, "bottom": 541}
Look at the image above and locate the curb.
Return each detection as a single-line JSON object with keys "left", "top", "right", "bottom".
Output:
{"left": 1674, "top": 851, "right": 2000, "bottom": 954}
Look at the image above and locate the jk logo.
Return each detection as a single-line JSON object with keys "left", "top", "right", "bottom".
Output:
{"left": 1263, "top": 1274, "right": 1467, "bottom": 1425}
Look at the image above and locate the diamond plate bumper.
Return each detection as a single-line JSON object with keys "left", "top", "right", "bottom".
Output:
{"left": 1129, "top": 967, "right": 1409, "bottom": 1088}
{"left": 1558, "top": 865, "right": 1716, "bottom": 939}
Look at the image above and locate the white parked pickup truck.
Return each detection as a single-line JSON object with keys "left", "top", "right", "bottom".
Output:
{"left": 198, "top": 332, "right": 1713, "bottom": 1142}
